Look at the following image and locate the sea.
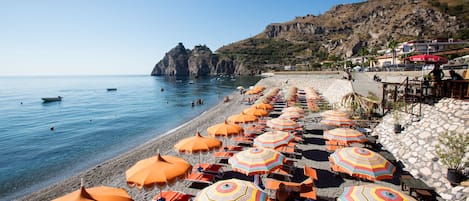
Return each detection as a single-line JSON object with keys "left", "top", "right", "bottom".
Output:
{"left": 0, "top": 75, "right": 261, "bottom": 200}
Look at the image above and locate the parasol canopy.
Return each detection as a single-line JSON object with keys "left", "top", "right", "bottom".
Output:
{"left": 52, "top": 186, "right": 133, "bottom": 201}
{"left": 194, "top": 179, "right": 268, "bottom": 201}
{"left": 337, "top": 184, "right": 416, "bottom": 201}
{"left": 321, "top": 110, "right": 350, "bottom": 118}
{"left": 320, "top": 116, "right": 356, "bottom": 127}
{"left": 329, "top": 147, "right": 395, "bottom": 181}
{"left": 324, "top": 128, "right": 367, "bottom": 143}
{"left": 228, "top": 147, "right": 285, "bottom": 176}
{"left": 174, "top": 131, "right": 222, "bottom": 154}
{"left": 253, "top": 131, "right": 294, "bottom": 149}
{"left": 126, "top": 154, "right": 192, "bottom": 189}
{"left": 243, "top": 107, "right": 269, "bottom": 117}
{"left": 207, "top": 120, "right": 244, "bottom": 138}
{"left": 405, "top": 54, "right": 448, "bottom": 64}
{"left": 227, "top": 112, "right": 258, "bottom": 124}
{"left": 266, "top": 118, "right": 298, "bottom": 131}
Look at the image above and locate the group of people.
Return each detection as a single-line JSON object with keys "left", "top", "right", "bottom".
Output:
{"left": 191, "top": 98, "right": 204, "bottom": 107}
{"left": 428, "top": 64, "right": 464, "bottom": 81}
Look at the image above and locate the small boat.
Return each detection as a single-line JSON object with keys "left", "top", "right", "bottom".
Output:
{"left": 188, "top": 81, "right": 194, "bottom": 84}
{"left": 107, "top": 88, "right": 117, "bottom": 91}
{"left": 42, "top": 96, "right": 62, "bottom": 103}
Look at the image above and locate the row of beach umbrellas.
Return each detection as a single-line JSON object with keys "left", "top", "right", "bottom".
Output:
{"left": 53, "top": 86, "right": 413, "bottom": 201}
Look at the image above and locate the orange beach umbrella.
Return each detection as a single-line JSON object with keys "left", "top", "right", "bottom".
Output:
{"left": 207, "top": 120, "right": 244, "bottom": 138}
{"left": 243, "top": 107, "right": 269, "bottom": 117}
{"left": 174, "top": 131, "right": 222, "bottom": 154}
{"left": 53, "top": 186, "right": 133, "bottom": 201}
{"left": 227, "top": 112, "right": 258, "bottom": 124}
{"left": 126, "top": 154, "right": 192, "bottom": 189}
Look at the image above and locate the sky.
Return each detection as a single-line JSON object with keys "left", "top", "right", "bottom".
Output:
{"left": 0, "top": 0, "right": 364, "bottom": 76}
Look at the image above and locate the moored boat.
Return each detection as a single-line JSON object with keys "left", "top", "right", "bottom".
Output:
{"left": 107, "top": 88, "right": 117, "bottom": 91}
{"left": 41, "top": 96, "right": 62, "bottom": 103}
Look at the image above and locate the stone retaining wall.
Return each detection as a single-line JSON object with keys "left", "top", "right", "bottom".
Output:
{"left": 372, "top": 98, "right": 469, "bottom": 201}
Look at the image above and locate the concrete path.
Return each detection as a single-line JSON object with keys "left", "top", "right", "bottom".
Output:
{"left": 350, "top": 72, "right": 383, "bottom": 101}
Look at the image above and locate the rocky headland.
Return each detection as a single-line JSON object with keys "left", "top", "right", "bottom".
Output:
{"left": 151, "top": 43, "right": 253, "bottom": 76}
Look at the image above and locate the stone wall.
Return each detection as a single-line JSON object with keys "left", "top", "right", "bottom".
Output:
{"left": 372, "top": 98, "right": 469, "bottom": 201}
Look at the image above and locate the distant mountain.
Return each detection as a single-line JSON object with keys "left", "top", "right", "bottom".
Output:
{"left": 152, "top": 0, "right": 468, "bottom": 76}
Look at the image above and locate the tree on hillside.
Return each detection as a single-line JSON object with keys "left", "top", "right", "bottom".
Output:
{"left": 387, "top": 40, "right": 398, "bottom": 65}
{"left": 358, "top": 48, "right": 369, "bottom": 67}
{"left": 368, "top": 56, "right": 376, "bottom": 68}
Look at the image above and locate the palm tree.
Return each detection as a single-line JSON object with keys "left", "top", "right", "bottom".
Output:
{"left": 387, "top": 40, "right": 398, "bottom": 65}
{"left": 368, "top": 56, "right": 376, "bottom": 68}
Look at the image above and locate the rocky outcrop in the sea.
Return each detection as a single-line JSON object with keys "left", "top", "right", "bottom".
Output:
{"left": 372, "top": 98, "right": 469, "bottom": 201}
{"left": 151, "top": 43, "right": 252, "bottom": 76}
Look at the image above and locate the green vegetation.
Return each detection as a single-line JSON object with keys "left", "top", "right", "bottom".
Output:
{"left": 217, "top": 38, "right": 321, "bottom": 70}
{"left": 435, "top": 131, "right": 469, "bottom": 172}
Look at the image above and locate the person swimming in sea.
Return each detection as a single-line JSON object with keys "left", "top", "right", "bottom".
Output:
{"left": 160, "top": 87, "right": 164, "bottom": 92}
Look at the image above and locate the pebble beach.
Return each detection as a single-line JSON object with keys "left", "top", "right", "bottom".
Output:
{"left": 19, "top": 72, "right": 468, "bottom": 201}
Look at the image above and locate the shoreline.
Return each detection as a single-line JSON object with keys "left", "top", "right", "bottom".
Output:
{"left": 18, "top": 88, "right": 248, "bottom": 201}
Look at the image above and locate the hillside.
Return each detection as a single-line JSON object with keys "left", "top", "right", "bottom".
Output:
{"left": 152, "top": 0, "right": 469, "bottom": 76}
{"left": 216, "top": 0, "right": 468, "bottom": 72}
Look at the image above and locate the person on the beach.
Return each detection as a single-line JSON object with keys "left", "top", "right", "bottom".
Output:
{"left": 428, "top": 64, "right": 444, "bottom": 81}
{"left": 449, "top": 69, "right": 464, "bottom": 80}
{"left": 276, "top": 183, "right": 289, "bottom": 201}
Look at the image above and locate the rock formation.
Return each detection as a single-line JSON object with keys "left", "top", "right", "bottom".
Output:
{"left": 151, "top": 43, "right": 254, "bottom": 76}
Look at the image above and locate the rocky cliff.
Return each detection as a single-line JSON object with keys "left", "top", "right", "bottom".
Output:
{"left": 151, "top": 43, "right": 253, "bottom": 76}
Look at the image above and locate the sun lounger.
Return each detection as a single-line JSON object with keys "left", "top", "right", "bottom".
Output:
{"left": 264, "top": 178, "right": 314, "bottom": 193}
{"left": 232, "top": 137, "right": 253, "bottom": 145}
{"left": 184, "top": 172, "right": 215, "bottom": 184}
{"left": 299, "top": 186, "right": 317, "bottom": 200}
{"left": 152, "top": 191, "right": 194, "bottom": 201}
{"left": 193, "top": 163, "right": 224, "bottom": 176}
{"left": 213, "top": 151, "right": 234, "bottom": 160}
{"left": 269, "top": 167, "right": 293, "bottom": 181}
{"left": 303, "top": 166, "right": 318, "bottom": 181}
{"left": 219, "top": 146, "right": 243, "bottom": 152}
{"left": 275, "top": 146, "right": 301, "bottom": 158}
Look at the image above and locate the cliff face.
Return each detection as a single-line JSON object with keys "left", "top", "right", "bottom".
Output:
{"left": 151, "top": 43, "right": 253, "bottom": 76}
{"left": 151, "top": 43, "right": 190, "bottom": 76}
{"left": 259, "top": 0, "right": 463, "bottom": 57}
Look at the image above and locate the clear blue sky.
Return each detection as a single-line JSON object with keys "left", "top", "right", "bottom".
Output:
{"left": 0, "top": 0, "right": 363, "bottom": 76}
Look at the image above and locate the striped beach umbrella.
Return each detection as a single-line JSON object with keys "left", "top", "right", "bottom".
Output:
{"left": 321, "top": 110, "right": 350, "bottom": 118}
{"left": 324, "top": 128, "right": 367, "bottom": 143}
{"left": 338, "top": 184, "right": 416, "bottom": 201}
{"left": 194, "top": 179, "right": 268, "bottom": 201}
{"left": 329, "top": 147, "right": 395, "bottom": 181}
{"left": 320, "top": 116, "right": 356, "bottom": 127}
{"left": 228, "top": 147, "right": 285, "bottom": 176}
{"left": 253, "top": 131, "right": 294, "bottom": 149}
{"left": 279, "top": 111, "right": 303, "bottom": 120}
{"left": 266, "top": 118, "right": 298, "bottom": 131}
{"left": 282, "top": 106, "right": 305, "bottom": 114}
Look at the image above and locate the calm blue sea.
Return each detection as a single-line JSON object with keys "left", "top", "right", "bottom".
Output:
{"left": 0, "top": 75, "right": 260, "bottom": 200}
